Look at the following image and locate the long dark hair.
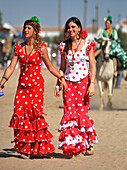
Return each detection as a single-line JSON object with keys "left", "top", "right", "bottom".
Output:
{"left": 22, "top": 20, "right": 41, "bottom": 50}
{"left": 63, "top": 17, "right": 82, "bottom": 54}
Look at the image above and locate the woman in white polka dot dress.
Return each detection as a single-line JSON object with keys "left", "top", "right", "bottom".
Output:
{"left": 0, "top": 16, "right": 67, "bottom": 158}
{"left": 55, "top": 17, "right": 98, "bottom": 157}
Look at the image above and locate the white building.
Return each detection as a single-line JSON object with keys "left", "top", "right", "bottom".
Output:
{"left": 115, "top": 19, "right": 127, "bottom": 33}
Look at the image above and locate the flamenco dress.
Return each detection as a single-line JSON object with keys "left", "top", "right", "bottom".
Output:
{"left": 58, "top": 40, "right": 98, "bottom": 155}
{"left": 9, "top": 42, "right": 55, "bottom": 155}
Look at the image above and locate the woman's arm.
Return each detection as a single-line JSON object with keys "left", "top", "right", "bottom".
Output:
{"left": 87, "top": 47, "right": 96, "bottom": 97}
{"left": 0, "top": 50, "right": 18, "bottom": 90}
{"left": 56, "top": 52, "right": 66, "bottom": 86}
{"left": 55, "top": 51, "right": 67, "bottom": 97}
{"left": 42, "top": 45, "right": 67, "bottom": 91}
{"left": 42, "top": 46, "right": 62, "bottom": 78}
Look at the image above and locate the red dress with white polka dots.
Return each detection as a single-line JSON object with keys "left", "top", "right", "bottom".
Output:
{"left": 9, "top": 42, "right": 55, "bottom": 155}
{"left": 58, "top": 40, "right": 98, "bottom": 155}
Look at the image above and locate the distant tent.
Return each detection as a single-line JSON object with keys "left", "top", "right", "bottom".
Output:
{"left": 0, "top": 27, "right": 9, "bottom": 37}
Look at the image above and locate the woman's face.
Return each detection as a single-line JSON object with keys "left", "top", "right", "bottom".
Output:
{"left": 24, "top": 24, "right": 36, "bottom": 38}
{"left": 67, "top": 21, "right": 81, "bottom": 38}
{"left": 105, "top": 20, "right": 112, "bottom": 29}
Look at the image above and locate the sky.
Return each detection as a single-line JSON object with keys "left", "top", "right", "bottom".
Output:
{"left": 0, "top": 0, "right": 127, "bottom": 27}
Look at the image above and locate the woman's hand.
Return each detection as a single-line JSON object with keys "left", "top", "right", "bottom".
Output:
{"left": 0, "top": 84, "right": 4, "bottom": 96}
{"left": 0, "top": 87, "right": 2, "bottom": 92}
{"left": 61, "top": 78, "right": 68, "bottom": 91}
{"left": 0, "top": 84, "right": 4, "bottom": 92}
{"left": 54, "top": 87, "right": 60, "bottom": 97}
{"left": 54, "top": 78, "right": 68, "bottom": 97}
{"left": 86, "top": 83, "right": 95, "bottom": 97}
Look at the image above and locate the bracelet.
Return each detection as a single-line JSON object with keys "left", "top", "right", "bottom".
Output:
{"left": 2, "top": 76, "right": 8, "bottom": 81}
{"left": 55, "top": 85, "right": 60, "bottom": 89}
{"left": 90, "top": 82, "right": 95, "bottom": 84}
{"left": 0, "top": 84, "right": 4, "bottom": 89}
{"left": 59, "top": 76, "right": 64, "bottom": 80}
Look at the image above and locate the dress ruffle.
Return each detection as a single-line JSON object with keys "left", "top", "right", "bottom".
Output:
{"left": 9, "top": 106, "right": 55, "bottom": 155}
{"left": 15, "top": 43, "right": 21, "bottom": 55}
{"left": 59, "top": 40, "right": 65, "bottom": 56}
{"left": 58, "top": 118, "right": 97, "bottom": 155}
{"left": 87, "top": 40, "right": 96, "bottom": 54}
{"left": 38, "top": 42, "right": 47, "bottom": 57}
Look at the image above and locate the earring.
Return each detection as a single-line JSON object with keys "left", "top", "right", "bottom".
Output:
{"left": 33, "top": 34, "right": 36, "bottom": 39}
{"left": 76, "top": 32, "right": 80, "bottom": 40}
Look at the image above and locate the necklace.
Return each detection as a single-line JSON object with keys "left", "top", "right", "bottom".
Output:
{"left": 24, "top": 45, "right": 34, "bottom": 72}
{"left": 71, "top": 39, "right": 82, "bottom": 66}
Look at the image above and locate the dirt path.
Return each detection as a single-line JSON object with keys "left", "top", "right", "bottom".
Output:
{"left": 0, "top": 68, "right": 127, "bottom": 170}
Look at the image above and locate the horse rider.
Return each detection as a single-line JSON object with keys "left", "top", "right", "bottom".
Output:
{"left": 94, "top": 16, "right": 127, "bottom": 87}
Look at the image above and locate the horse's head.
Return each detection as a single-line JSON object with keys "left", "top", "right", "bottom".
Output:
{"left": 101, "top": 36, "right": 111, "bottom": 61}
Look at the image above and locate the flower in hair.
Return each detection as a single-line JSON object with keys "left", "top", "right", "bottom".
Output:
{"left": 36, "top": 33, "right": 40, "bottom": 38}
{"left": 80, "top": 29, "right": 88, "bottom": 39}
{"left": 104, "top": 16, "right": 112, "bottom": 22}
{"left": 29, "top": 16, "right": 40, "bottom": 23}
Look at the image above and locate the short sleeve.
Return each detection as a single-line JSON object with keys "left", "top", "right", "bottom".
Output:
{"left": 38, "top": 42, "right": 47, "bottom": 57}
{"left": 59, "top": 40, "right": 65, "bottom": 56}
{"left": 87, "top": 40, "right": 96, "bottom": 55}
{"left": 15, "top": 43, "right": 21, "bottom": 56}
{"left": 113, "top": 29, "right": 118, "bottom": 40}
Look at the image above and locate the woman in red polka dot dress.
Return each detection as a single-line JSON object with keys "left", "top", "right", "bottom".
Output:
{"left": 55, "top": 17, "right": 98, "bottom": 157}
{"left": 0, "top": 16, "right": 67, "bottom": 158}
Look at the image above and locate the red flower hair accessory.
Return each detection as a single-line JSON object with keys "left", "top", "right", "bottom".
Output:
{"left": 80, "top": 29, "right": 88, "bottom": 39}
{"left": 36, "top": 33, "right": 40, "bottom": 38}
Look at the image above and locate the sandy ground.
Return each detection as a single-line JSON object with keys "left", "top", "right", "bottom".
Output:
{"left": 0, "top": 66, "right": 127, "bottom": 170}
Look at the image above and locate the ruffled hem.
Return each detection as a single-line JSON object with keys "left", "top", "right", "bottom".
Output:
{"left": 58, "top": 118, "right": 97, "bottom": 155}
{"left": 60, "top": 113, "right": 94, "bottom": 128}
{"left": 9, "top": 114, "right": 49, "bottom": 131}
{"left": 9, "top": 104, "right": 55, "bottom": 154}
{"left": 13, "top": 138, "right": 55, "bottom": 155}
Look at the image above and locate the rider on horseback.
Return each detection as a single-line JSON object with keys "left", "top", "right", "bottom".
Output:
{"left": 95, "top": 16, "right": 127, "bottom": 70}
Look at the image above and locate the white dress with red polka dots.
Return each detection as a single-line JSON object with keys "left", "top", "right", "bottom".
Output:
{"left": 9, "top": 42, "right": 55, "bottom": 155}
{"left": 58, "top": 40, "right": 97, "bottom": 155}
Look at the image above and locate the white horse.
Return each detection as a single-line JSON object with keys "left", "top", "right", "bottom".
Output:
{"left": 96, "top": 36, "right": 115, "bottom": 110}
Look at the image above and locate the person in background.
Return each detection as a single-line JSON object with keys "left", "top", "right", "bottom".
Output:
{"left": 0, "top": 16, "right": 67, "bottom": 158}
{"left": 95, "top": 16, "right": 127, "bottom": 88}
{"left": 55, "top": 17, "right": 97, "bottom": 158}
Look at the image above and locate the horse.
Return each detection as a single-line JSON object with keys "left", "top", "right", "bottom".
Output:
{"left": 96, "top": 36, "right": 117, "bottom": 110}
